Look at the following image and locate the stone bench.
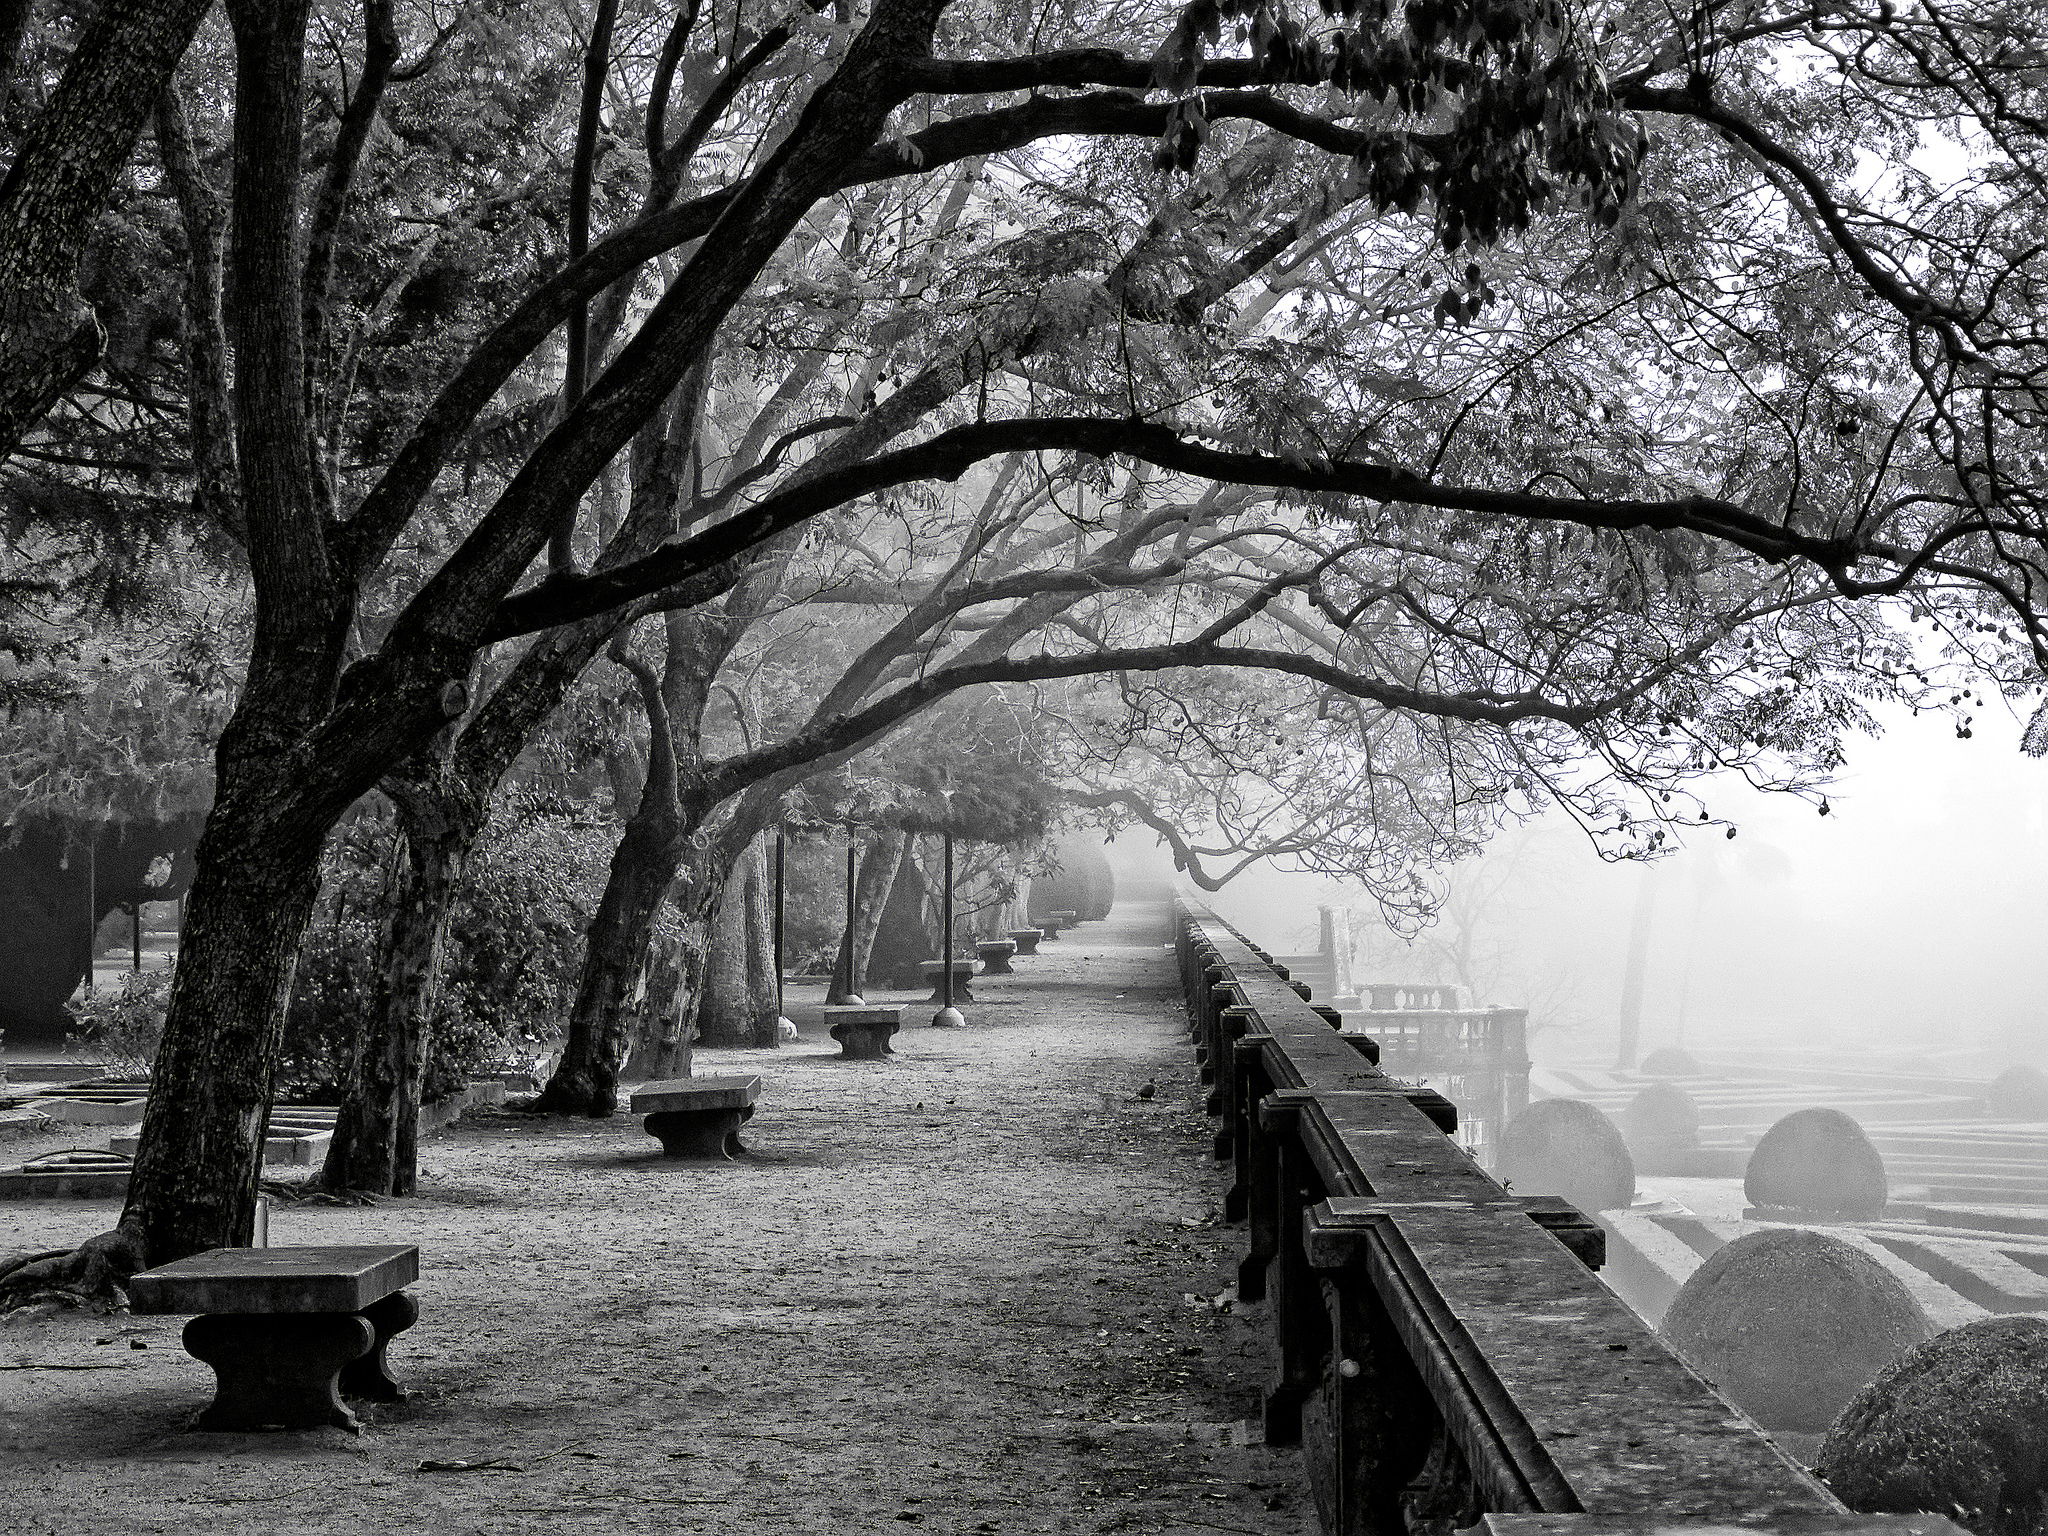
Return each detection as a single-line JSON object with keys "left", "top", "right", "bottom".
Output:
{"left": 826, "top": 1006, "right": 902, "bottom": 1060}
{"left": 976, "top": 939, "right": 1018, "bottom": 975}
{"left": 128, "top": 1244, "right": 419, "bottom": 1432}
{"left": 1030, "top": 914, "right": 1067, "bottom": 939}
{"left": 918, "top": 958, "right": 976, "bottom": 1003}
{"left": 1008, "top": 927, "right": 1043, "bottom": 955}
{"left": 628, "top": 1075, "right": 760, "bottom": 1159}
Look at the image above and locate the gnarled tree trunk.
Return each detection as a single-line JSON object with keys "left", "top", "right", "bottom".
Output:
{"left": 319, "top": 785, "right": 475, "bottom": 1196}
{"left": 696, "top": 833, "right": 779, "bottom": 1048}
{"left": 121, "top": 759, "right": 334, "bottom": 1262}
{"left": 532, "top": 787, "right": 691, "bottom": 1116}
{"left": 846, "top": 827, "right": 908, "bottom": 996}
{"left": 620, "top": 845, "right": 719, "bottom": 1077}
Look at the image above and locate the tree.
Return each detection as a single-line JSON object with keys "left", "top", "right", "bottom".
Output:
{"left": 0, "top": 0, "right": 218, "bottom": 456}
{"left": 11, "top": 0, "right": 2048, "bottom": 1301}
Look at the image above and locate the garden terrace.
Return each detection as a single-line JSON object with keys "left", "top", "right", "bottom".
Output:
{"left": 1174, "top": 896, "right": 1967, "bottom": 1536}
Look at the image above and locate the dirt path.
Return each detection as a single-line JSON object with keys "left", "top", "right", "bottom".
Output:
{"left": 1, "top": 898, "right": 1313, "bottom": 1536}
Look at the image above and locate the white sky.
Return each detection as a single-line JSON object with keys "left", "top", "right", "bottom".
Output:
{"left": 1186, "top": 703, "right": 2048, "bottom": 1072}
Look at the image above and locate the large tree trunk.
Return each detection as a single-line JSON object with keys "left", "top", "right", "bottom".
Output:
{"left": 319, "top": 789, "right": 474, "bottom": 1196}
{"left": 532, "top": 801, "right": 688, "bottom": 1117}
{"left": 846, "top": 827, "right": 909, "bottom": 996}
{"left": 620, "top": 847, "right": 719, "bottom": 1077}
{"left": 696, "top": 834, "right": 778, "bottom": 1048}
{"left": 118, "top": 764, "right": 334, "bottom": 1263}
{"left": 866, "top": 835, "right": 933, "bottom": 990}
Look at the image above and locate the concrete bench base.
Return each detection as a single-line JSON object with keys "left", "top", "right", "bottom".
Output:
{"left": 920, "top": 960, "right": 976, "bottom": 1003}
{"left": 630, "top": 1076, "right": 762, "bottom": 1160}
{"left": 976, "top": 941, "right": 1017, "bottom": 975}
{"left": 1008, "top": 928, "right": 1042, "bottom": 955}
{"left": 826, "top": 1007, "right": 902, "bottom": 1061}
{"left": 130, "top": 1244, "right": 420, "bottom": 1433}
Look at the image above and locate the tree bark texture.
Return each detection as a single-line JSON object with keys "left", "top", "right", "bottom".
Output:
{"left": 866, "top": 836, "right": 933, "bottom": 990}
{"left": 696, "top": 833, "right": 779, "bottom": 1048}
{"left": 0, "top": 814, "right": 203, "bottom": 1044}
{"left": 535, "top": 803, "right": 692, "bottom": 1115}
{"left": 119, "top": 773, "right": 332, "bottom": 1262}
{"left": 846, "top": 827, "right": 908, "bottom": 996}
{"left": 0, "top": 0, "right": 216, "bottom": 457}
{"left": 319, "top": 792, "right": 472, "bottom": 1196}
{"left": 619, "top": 846, "right": 718, "bottom": 1079}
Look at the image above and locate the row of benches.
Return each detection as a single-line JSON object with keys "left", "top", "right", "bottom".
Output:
{"left": 1176, "top": 896, "right": 1959, "bottom": 1536}
{"left": 115, "top": 909, "right": 1099, "bottom": 1432}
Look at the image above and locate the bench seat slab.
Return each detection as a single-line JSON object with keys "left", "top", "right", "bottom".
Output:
{"left": 129, "top": 1244, "right": 419, "bottom": 1315}
{"left": 628, "top": 1074, "right": 762, "bottom": 1114}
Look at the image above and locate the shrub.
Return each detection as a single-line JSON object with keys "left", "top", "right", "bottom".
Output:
{"left": 1985, "top": 1065, "right": 2048, "bottom": 1119}
{"left": 1663, "top": 1227, "right": 1931, "bottom": 1432}
{"left": 63, "top": 969, "right": 173, "bottom": 1075}
{"left": 1496, "top": 1098, "right": 1635, "bottom": 1213}
{"left": 280, "top": 801, "right": 651, "bottom": 1103}
{"left": 1745, "top": 1107, "right": 1889, "bottom": 1218}
{"left": 1638, "top": 1046, "right": 1702, "bottom": 1076}
{"left": 1819, "top": 1315, "right": 2048, "bottom": 1536}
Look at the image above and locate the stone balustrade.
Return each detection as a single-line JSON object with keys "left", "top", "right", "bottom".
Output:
{"left": 1174, "top": 896, "right": 1954, "bottom": 1536}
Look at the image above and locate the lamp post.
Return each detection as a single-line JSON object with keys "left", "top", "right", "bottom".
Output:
{"left": 933, "top": 825, "right": 964, "bottom": 1028}
{"left": 772, "top": 831, "right": 793, "bottom": 1039}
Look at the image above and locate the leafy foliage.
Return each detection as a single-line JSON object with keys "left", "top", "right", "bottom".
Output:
{"left": 280, "top": 799, "right": 649, "bottom": 1102}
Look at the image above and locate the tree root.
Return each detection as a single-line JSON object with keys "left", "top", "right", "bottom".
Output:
{"left": 0, "top": 1228, "right": 147, "bottom": 1314}
{"left": 259, "top": 1176, "right": 378, "bottom": 1207}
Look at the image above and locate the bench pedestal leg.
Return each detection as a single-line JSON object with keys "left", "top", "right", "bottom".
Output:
{"left": 183, "top": 1312, "right": 375, "bottom": 1432}
{"left": 341, "top": 1289, "right": 418, "bottom": 1402}
{"left": 832, "top": 1024, "right": 896, "bottom": 1060}
{"left": 925, "top": 980, "right": 976, "bottom": 1004}
{"left": 645, "top": 1105, "right": 754, "bottom": 1159}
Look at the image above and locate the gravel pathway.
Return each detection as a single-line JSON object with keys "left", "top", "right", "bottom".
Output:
{"left": 0, "top": 897, "right": 1313, "bottom": 1535}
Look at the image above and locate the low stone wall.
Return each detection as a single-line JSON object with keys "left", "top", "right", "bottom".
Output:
{"left": 1175, "top": 896, "right": 1959, "bottom": 1536}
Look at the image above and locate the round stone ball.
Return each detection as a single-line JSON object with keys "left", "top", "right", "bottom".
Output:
{"left": 1638, "top": 1046, "right": 1702, "bottom": 1076}
{"left": 1497, "top": 1098, "right": 1635, "bottom": 1214}
{"left": 1985, "top": 1064, "right": 2048, "bottom": 1119}
{"left": 1818, "top": 1315, "right": 2048, "bottom": 1536}
{"left": 1745, "top": 1107, "right": 1889, "bottom": 1218}
{"left": 1663, "top": 1227, "right": 1931, "bottom": 1432}
{"left": 1622, "top": 1082, "right": 1702, "bottom": 1151}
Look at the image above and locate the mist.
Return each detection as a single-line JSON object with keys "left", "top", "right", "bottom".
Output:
{"left": 1182, "top": 702, "right": 2048, "bottom": 1072}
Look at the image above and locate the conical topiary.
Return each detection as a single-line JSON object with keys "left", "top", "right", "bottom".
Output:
{"left": 1496, "top": 1098, "right": 1635, "bottom": 1214}
{"left": 1744, "top": 1107, "right": 1889, "bottom": 1218}
{"left": 1818, "top": 1314, "right": 2048, "bottom": 1536}
{"left": 1663, "top": 1227, "right": 1932, "bottom": 1432}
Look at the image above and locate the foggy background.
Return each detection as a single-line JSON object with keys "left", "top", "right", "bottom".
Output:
{"left": 1115, "top": 703, "right": 2048, "bottom": 1075}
